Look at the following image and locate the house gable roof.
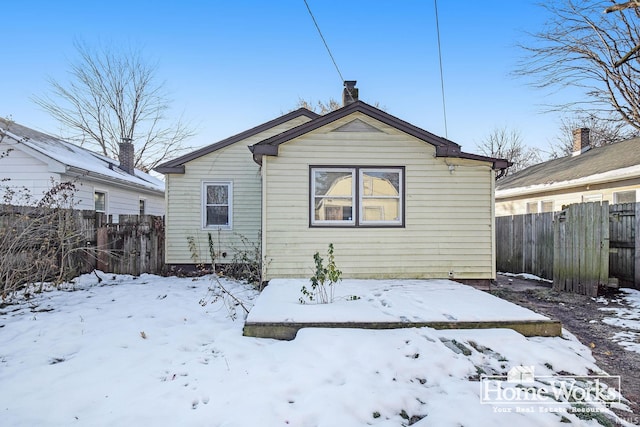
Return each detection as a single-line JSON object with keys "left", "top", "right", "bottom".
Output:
{"left": 0, "top": 119, "right": 164, "bottom": 193}
{"left": 496, "top": 137, "right": 640, "bottom": 198}
{"left": 250, "top": 101, "right": 509, "bottom": 170}
{"left": 154, "top": 108, "right": 319, "bottom": 174}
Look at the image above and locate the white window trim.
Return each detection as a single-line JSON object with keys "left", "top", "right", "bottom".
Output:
{"left": 310, "top": 166, "right": 404, "bottom": 227}
{"left": 202, "top": 181, "right": 233, "bottom": 230}
{"left": 139, "top": 198, "right": 146, "bottom": 216}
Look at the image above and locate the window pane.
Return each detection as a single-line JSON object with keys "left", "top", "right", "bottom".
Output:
{"left": 526, "top": 202, "right": 538, "bottom": 214}
{"left": 314, "top": 171, "right": 353, "bottom": 197}
{"left": 314, "top": 198, "right": 353, "bottom": 221}
{"left": 207, "top": 185, "right": 228, "bottom": 204}
{"left": 139, "top": 200, "right": 146, "bottom": 216}
{"left": 206, "top": 206, "right": 229, "bottom": 226}
{"left": 361, "top": 171, "right": 400, "bottom": 196}
{"left": 540, "top": 201, "right": 553, "bottom": 213}
{"left": 362, "top": 198, "right": 399, "bottom": 221}
{"left": 94, "top": 192, "right": 105, "bottom": 212}
{"left": 614, "top": 191, "right": 636, "bottom": 204}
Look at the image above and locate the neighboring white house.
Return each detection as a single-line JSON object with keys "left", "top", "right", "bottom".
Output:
{"left": 0, "top": 119, "right": 165, "bottom": 220}
{"left": 156, "top": 82, "right": 509, "bottom": 285}
{"left": 496, "top": 129, "right": 640, "bottom": 216}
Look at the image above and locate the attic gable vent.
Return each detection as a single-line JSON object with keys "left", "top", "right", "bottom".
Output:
{"left": 332, "top": 119, "right": 383, "bottom": 133}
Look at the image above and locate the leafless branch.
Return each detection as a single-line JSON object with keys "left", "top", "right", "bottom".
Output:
{"left": 33, "top": 40, "right": 195, "bottom": 171}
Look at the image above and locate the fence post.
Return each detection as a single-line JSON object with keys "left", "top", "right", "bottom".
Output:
{"left": 636, "top": 202, "right": 640, "bottom": 287}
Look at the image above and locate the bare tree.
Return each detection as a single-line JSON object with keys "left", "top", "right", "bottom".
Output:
{"left": 34, "top": 41, "right": 195, "bottom": 172}
{"left": 294, "top": 97, "right": 383, "bottom": 114}
{"left": 516, "top": 0, "right": 640, "bottom": 132}
{"left": 295, "top": 97, "right": 342, "bottom": 114}
{"left": 476, "top": 127, "right": 541, "bottom": 178}
{"left": 544, "top": 113, "right": 639, "bottom": 158}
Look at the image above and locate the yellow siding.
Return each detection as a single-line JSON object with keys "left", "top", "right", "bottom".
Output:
{"left": 164, "top": 116, "right": 312, "bottom": 265}
{"left": 262, "top": 113, "right": 496, "bottom": 280}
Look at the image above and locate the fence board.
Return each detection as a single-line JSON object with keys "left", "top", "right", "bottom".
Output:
{"left": 495, "top": 212, "right": 554, "bottom": 280}
{"left": 497, "top": 202, "right": 637, "bottom": 291}
{"left": 552, "top": 202, "right": 608, "bottom": 296}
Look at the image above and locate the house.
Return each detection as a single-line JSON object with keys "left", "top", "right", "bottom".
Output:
{"left": 496, "top": 128, "right": 640, "bottom": 216}
{"left": 156, "top": 82, "right": 508, "bottom": 284}
{"left": 0, "top": 119, "right": 165, "bottom": 220}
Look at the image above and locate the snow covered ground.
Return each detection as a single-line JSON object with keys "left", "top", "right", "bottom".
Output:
{"left": 599, "top": 288, "right": 640, "bottom": 355}
{"left": 0, "top": 273, "right": 635, "bottom": 426}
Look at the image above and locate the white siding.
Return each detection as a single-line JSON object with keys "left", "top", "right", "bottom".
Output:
{"left": 495, "top": 178, "right": 640, "bottom": 216}
{"left": 0, "top": 148, "right": 62, "bottom": 203}
{"left": 262, "top": 113, "right": 496, "bottom": 280}
{"left": 164, "top": 116, "right": 312, "bottom": 265}
{"left": 0, "top": 143, "right": 164, "bottom": 215}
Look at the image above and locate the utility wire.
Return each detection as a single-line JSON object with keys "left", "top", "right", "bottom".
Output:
{"left": 434, "top": 0, "right": 449, "bottom": 138}
{"left": 303, "top": 0, "right": 354, "bottom": 102}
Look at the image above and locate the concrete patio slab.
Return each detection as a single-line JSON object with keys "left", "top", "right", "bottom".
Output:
{"left": 243, "top": 279, "right": 562, "bottom": 340}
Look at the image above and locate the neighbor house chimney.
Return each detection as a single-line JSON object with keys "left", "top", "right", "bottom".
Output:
{"left": 119, "top": 137, "right": 135, "bottom": 175}
{"left": 572, "top": 128, "right": 591, "bottom": 156}
{"left": 342, "top": 80, "right": 358, "bottom": 106}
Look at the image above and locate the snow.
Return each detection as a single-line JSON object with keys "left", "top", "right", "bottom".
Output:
{"left": 248, "top": 278, "right": 549, "bottom": 323}
{"left": 0, "top": 273, "right": 635, "bottom": 426}
{"left": 3, "top": 125, "right": 165, "bottom": 192}
{"left": 600, "top": 288, "right": 640, "bottom": 355}
{"left": 499, "top": 272, "right": 553, "bottom": 283}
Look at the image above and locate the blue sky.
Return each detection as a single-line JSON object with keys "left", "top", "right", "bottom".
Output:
{"left": 2, "top": 0, "right": 577, "bottom": 158}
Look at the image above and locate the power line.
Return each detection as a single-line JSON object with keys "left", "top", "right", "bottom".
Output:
{"left": 303, "top": 0, "right": 354, "bottom": 102}
{"left": 434, "top": 0, "right": 449, "bottom": 138}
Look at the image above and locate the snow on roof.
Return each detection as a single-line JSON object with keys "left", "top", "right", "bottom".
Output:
{"left": 1, "top": 120, "right": 164, "bottom": 193}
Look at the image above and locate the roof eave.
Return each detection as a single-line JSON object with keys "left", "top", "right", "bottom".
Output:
{"left": 154, "top": 165, "right": 186, "bottom": 174}
{"left": 154, "top": 108, "right": 319, "bottom": 172}
{"left": 435, "top": 145, "right": 511, "bottom": 170}
{"left": 250, "top": 101, "right": 461, "bottom": 163}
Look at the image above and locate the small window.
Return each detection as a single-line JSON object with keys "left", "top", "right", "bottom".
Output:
{"left": 203, "top": 182, "right": 232, "bottom": 229}
{"left": 582, "top": 194, "right": 603, "bottom": 203}
{"left": 310, "top": 166, "right": 404, "bottom": 227}
{"left": 139, "top": 199, "right": 146, "bottom": 216}
{"left": 526, "top": 202, "right": 538, "bottom": 214}
{"left": 540, "top": 201, "right": 554, "bottom": 213}
{"left": 94, "top": 191, "right": 106, "bottom": 212}
{"left": 613, "top": 190, "right": 636, "bottom": 204}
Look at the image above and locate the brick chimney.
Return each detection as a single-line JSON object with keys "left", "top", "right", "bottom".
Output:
{"left": 342, "top": 80, "right": 358, "bottom": 106}
{"left": 572, "top": 128, "right": 591, "bottom": 156}
{"left": 119, "top": 137, "right": 135, "bottom": 175}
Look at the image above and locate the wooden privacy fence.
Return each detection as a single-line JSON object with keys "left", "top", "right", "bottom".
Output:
{"left": 553, "top": 202, "right": 609, "bottom": 297}
{"left": 0, "top": 207, "right": 165, "bottom": 281}
{"left": 496, "top": 202, "right": 639, "bottom": 294}
{"left": 94, "top": 214, "right": 165, "bottom": 275}
{"left": 495, "top": 211, "right": 554, "bottom": 280}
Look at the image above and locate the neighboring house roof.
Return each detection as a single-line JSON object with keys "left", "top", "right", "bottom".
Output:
{"left": 154, "top": 108, "right": 320, "bottom": 173}
{"left": 0, "top": 119, "right": 164, "bottom": 193}
{"left": 250, "top": 101, "right": 510, "bottom": 170}
{"left": 496, "top": 137, "right": 640, "bottom": 198}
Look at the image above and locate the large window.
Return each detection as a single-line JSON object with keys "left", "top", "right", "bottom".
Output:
{"left": 203, "top": 181, "right": 232, "bottom": 229}
{"left": 310, "top": 166, "right": 404, "bottom": 227}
